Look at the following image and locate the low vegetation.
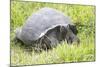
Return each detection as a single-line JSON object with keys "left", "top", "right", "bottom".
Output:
{"left": 11, "top": 1, "right": 95, "bottom": 66}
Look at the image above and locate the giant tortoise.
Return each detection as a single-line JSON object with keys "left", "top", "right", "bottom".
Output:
{"left": 15, "top": 7, "right": 80, "bottom": 50}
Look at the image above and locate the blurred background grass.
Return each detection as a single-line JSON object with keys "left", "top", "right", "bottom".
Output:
{"left": 11, "top": 1, "right": 95, "bottom": 66}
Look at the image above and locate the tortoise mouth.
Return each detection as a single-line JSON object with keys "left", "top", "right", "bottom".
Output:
{"left": 67, "top": 36, "right": 80, "bottom": 44}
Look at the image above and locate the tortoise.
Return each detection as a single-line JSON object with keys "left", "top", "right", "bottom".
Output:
{"left": 15, "top": 7, "right": 80, "bottom": 50}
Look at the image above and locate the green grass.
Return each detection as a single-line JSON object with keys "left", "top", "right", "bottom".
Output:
{"left": 11, "top": 1, "right": 95, "bottom": 66}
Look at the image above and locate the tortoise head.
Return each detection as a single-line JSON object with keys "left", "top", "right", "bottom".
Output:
{"left": 66, "top": 24, "right": 80, "bottom": 44}
{"left": 61, "top": 24, "right": 80, "bottom": 44}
